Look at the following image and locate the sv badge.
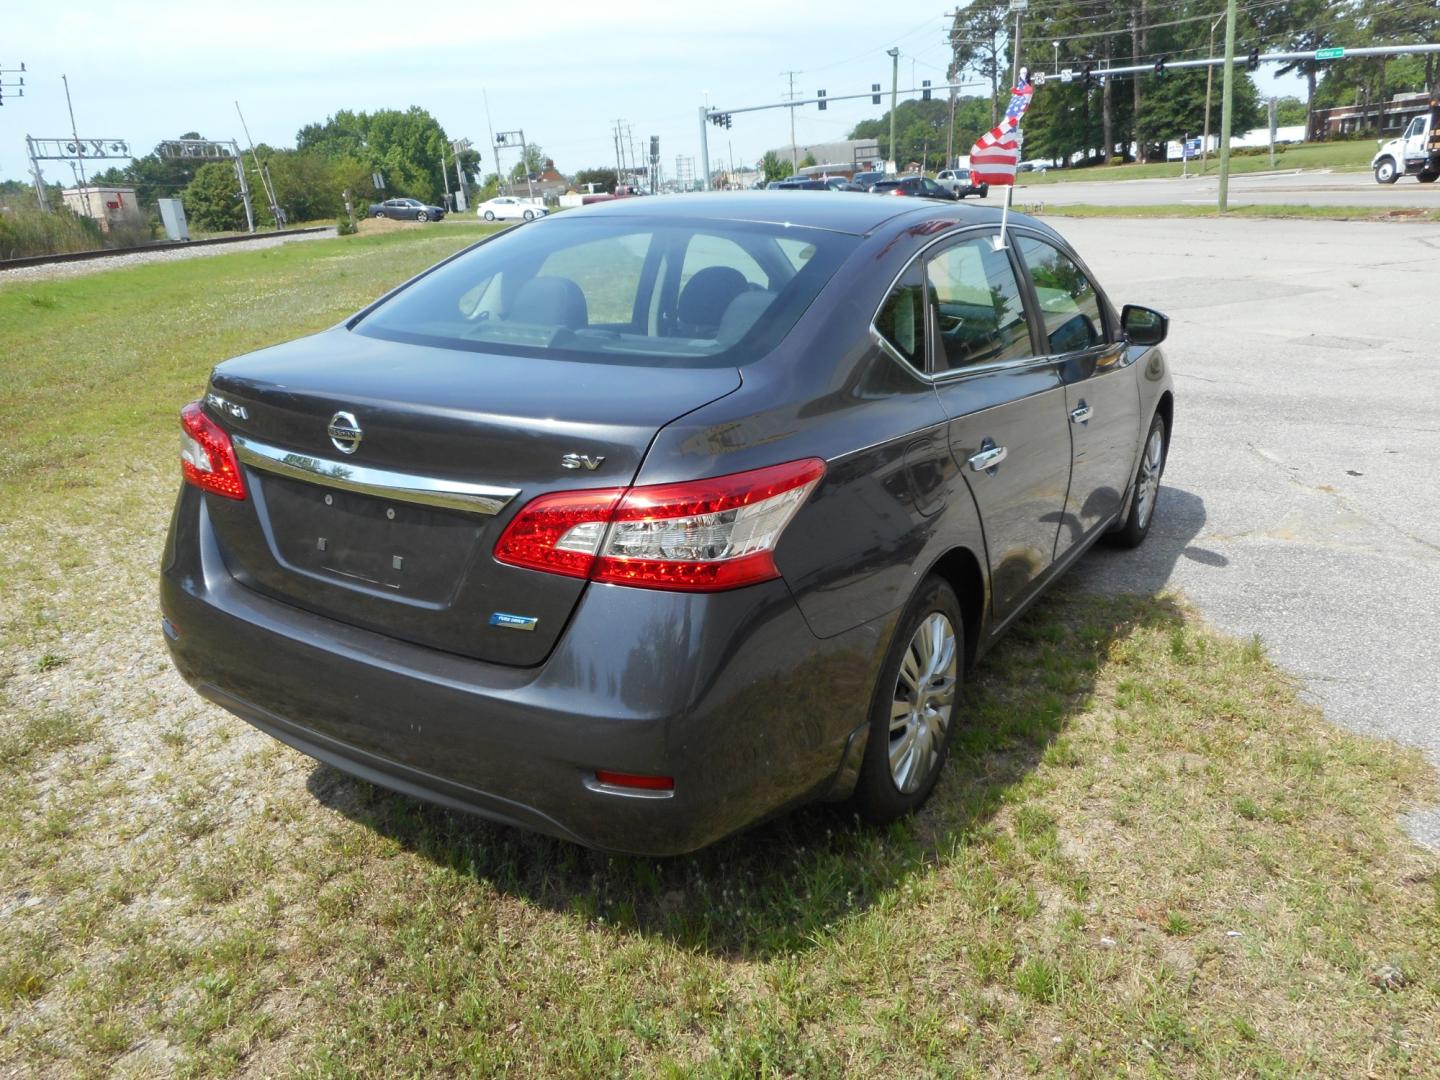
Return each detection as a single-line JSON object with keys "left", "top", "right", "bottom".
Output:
{"left": 560, "top": 453, "right": 605, "bottom": 471}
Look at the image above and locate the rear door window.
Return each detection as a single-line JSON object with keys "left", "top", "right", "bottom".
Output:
{"left": 924, "top": 237, "right": 1032, "bottom": 371}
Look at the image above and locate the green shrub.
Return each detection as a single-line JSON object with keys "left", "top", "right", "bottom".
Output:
{"left": 0, "top": 204, "right": 104, "bottom": 260}
{"left": 336, "top": 217, "right": 357, "bottom": 236}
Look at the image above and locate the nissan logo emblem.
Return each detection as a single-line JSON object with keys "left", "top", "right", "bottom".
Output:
{"left": 327, "top": 411, "right": 363, "bottom": 455}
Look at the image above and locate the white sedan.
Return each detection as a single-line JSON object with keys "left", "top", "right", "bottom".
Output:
{"left": 476, "top": 196, "right": 548, "bottom": 222}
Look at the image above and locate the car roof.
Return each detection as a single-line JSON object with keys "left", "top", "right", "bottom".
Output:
{"left": 565, "top": 191, "right": 1023, "bottom": 236}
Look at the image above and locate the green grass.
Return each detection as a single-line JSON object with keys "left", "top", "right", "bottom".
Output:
{"left": 1022, "top": 203, "right": 1440, "bottom": 222}
{"left": 1016, "top": 140, "right": 1380, "bottom": 186}
{"left": 2, "top": 226, "right": 1439, "bottom": 1076}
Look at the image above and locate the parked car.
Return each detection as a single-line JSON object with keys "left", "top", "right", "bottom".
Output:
{"left": 476, "top": 196, "right": 548, "bottom": 221}
{"left": 1017, "top": 160, "right": 1050, "bottom": 174}
{"left": 368, "top": 197, "right": 445, "bottom": 222}
{"left": 771, "top": 179, "right": 830, "bottom": 191}
{"left": 872, "top": 175, "right": 957, "bottom": 201}
{"left": 935, "top": 167, "right": 989, "bottom": 199}
{"left": 162, "top": 192, "right": 1172, "bottom": 855}
{"left": 852, "top": 170, "right": 887, "bottom": 190}
{"left": 824, "top": 177, "right": 868, "bottom": 192}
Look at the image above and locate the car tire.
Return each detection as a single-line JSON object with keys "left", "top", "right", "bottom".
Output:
{"left": 417, "top": 211, "right": 428, "bottom": 222}
{"left": 483, "top": 211, "right": 496, "bottom": 221}
{"left": 523, "top": 209, "right": 534, "bottom": 220}
{"left": 980, "top": 185, "right": 989, "bottom": 198}
{"left": 1110, "top": 411, "right": 1167, "bottom": 549}
{"left": 1419, "top": 170, "right": 1439, "bottom": 184}
{"left": 373, "top": 210, "right": 385, "bottom": 218}
{"left": 852, "top": 576, "right": 963, "bottom": 825}
{"left": 1374, "top": 157, "right": 1399, "bottom": 185}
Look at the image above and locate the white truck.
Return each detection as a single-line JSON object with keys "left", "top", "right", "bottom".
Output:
{"left": 1372, "top": 98, "right": 1440, "bottom": 185}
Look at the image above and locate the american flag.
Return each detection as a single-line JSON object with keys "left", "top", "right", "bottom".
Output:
{"left": 970, "top": 72, "right": 1035, "bottom": 186}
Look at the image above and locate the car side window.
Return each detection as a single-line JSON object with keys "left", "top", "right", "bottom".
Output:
{"left": 1017, "top": 236, "right": 1106, "bottom": 354}
{"left": 874, "top": 263, "right": 927, "bottom": 372}
{"left": 924, "top": 237, "right": 1032, "bottom": 371}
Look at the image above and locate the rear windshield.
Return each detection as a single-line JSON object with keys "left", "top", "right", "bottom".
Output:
{"left": 354, "top": 215, "right": 857, "bottom": 367}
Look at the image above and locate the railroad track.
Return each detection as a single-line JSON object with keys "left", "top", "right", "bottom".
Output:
{"left": 0, "top": 226, "right": 333, "bottom": 272}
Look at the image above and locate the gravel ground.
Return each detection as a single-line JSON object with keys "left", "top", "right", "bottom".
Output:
{"left": 0, "top": 228, "right": 336, "bottom": 284}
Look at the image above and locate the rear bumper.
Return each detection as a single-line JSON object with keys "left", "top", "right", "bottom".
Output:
{"left": 160, "top": 489, "right": 888, "bottom": 855}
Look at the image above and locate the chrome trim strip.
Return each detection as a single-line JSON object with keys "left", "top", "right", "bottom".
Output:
{"left": 232, "top": 436, "right": 519, "bottom": 516}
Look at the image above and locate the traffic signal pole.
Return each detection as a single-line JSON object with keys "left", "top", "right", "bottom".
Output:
{"left": 698, "top": 106, "right": 711, "bottom": 191}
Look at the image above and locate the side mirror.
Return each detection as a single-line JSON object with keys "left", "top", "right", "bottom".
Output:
{"left": 1121, "top": 304, "right": 1168, "bottom": 346}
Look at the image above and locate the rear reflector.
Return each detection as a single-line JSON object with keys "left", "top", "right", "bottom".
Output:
{"left": 494, "top": 458, "right": 825, "bottom": 592}
{"left": 179, "top": 401, "right": 246, "bottom": 500}
{"left": 593, "top": 770, "right": 675, "bottom": 791}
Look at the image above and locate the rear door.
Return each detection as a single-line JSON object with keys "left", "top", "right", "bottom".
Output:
{"left": 1014, "top": 232, "right": 1140, "bottom": 557}
{"left": 925, "top": 229, "right": 1074, "bottom": 626}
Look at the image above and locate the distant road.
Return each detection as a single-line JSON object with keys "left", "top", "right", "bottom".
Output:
{"left": 1012, "top": 169, "right": 1440, "bottom": 209}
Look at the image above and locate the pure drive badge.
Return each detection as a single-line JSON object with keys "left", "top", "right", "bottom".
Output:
{"left": 489, "top": 612, "right": 538, "bottom": 632}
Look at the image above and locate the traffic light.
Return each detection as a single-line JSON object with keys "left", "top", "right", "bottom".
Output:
{"left": 1247, "top": 48, "right": 1261, "bottom": 71}
{"left": 710, "top": 112, "right": 732, "bottom": 129}
{"left": 818, "top": 89, "right": 827, "bottom": 111}
{"left": 872, "top": 83, "right": 882, "bottom": 105}
{"left": 649, "top": 135, "right": 659, "bottom": 158}
{"left": 724, "top": 113, "right": 732, "bottom": 129}
{"left": 1082, "top": 62, "right": 1095, "bottom": 89}
{"left": 922, "top": 79, "right": 932, "bottom": 101}
{"left": 1154, "top": 57, "right": 1166, "bottom": 79}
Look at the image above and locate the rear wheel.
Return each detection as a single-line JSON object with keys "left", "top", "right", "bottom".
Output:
{"left": 483, "top": 210, "right": 496, "bottom": 221}
{"left": 1110, "top": 411, "right": 1167, "bottom": 549}
{"left": 1375, "top": 157, "right": 1399, "bottom": 184}
{"left": 1419, "top": 170, "right": 1439, "bottom": 184}
{"left": 523, "top": 209, "right": 535, "bottom": 220}
{"left": 373, "top": 210, "right": 385, "bottom": 218}
{"left": 853, "top": 577, "right": 962, "bottom": 824}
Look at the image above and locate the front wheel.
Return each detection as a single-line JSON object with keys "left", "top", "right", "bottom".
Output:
{"left": 483, "top": 210, "right": 495, "bottom": 221}
{"left": 1110, "top": 411, "right": 1167, "bottom": 549}
{"left": 1374, "top": 157, "right": 1399, "bottom": 185}
{"left": 852, "top": 577, "right": 963, "bottom": 824}
{"left": 416, "top": 211, "right": 428, "bottom": 222}
{"left": 980, "top": 185, "right": 989, "bottom": 198}
{"left": 523, "top": 209, "right": 534, "bottom": 220}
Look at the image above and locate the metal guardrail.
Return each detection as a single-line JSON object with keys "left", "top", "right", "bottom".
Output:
{"left": 0, "top": 226, "right": 333, "bottom": 272}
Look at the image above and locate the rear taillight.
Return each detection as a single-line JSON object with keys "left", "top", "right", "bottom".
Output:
{"left": 494, "top": 458, "right": 825, "bottom": 592}
{"left": 179, "top": 401, "right": 246, "bottom": 500}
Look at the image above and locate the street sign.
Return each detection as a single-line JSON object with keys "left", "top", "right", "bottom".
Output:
{"left": 1059, "top": 69, "right": 1075, "bottom": 83}
{"left": 1315, "top": 47, "right": 1345, "bottom": 61}
{"left": 1009, "top": 0, "right": 1028, "bottom": 10}
{"left": 1183, "top": 139, "right": 1201, "bottom": 160}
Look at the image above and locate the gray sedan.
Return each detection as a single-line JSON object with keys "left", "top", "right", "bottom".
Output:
{"left": 161, "top": 193, "right": 1172, "bottom": 854}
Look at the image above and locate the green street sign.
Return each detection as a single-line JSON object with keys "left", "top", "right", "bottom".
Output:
{"left": 1315, "top": 47, "right": 1345, "bottom": 61}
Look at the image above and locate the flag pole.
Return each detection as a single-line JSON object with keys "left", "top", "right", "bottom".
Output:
{"left": 994, "top": 184, "right": 1013, "bottom": 250}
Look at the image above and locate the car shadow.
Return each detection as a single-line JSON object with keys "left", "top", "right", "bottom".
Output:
{"left": 1070, "top": 482, "right": 1217, "bottom": 596}
{"left": 307, "top": 586, "right": 1187, "bottom": 962}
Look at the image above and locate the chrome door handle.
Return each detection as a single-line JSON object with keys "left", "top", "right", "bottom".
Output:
{"left": 967, "top": 443, "right": 1008, "bottom": 472}
{"left": 1070, "top": 403, "right": 1094, "bottom": 425}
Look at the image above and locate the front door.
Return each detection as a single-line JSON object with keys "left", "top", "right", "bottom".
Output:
{"left": 924, "top": 230, "right": 1074, "bottom": 627}
{"left": 1014, "top": 233, "right": 1142, "bottom": 557}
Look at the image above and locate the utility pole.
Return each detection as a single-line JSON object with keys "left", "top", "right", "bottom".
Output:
{"left": 887, "top": 47, "right": 900, "bottom": 174}
{"left": 1010, "top": 2, "right": 1024, "bottom": 86}
{"left": 697, "top": 106, "right": 711, "bottom": 191}
{"left": 782, "top": 70, "right": 802, "bottom": 170}
{"left": 1217, "top": 0, "right": 1239, "bottom": 211}
{"left": 946, "top": 86, "right": 958, "bottom": 169}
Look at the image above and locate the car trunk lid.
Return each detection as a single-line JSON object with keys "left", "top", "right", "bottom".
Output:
{"left": 201, "top": 327, "right": 741, "bottom": 665}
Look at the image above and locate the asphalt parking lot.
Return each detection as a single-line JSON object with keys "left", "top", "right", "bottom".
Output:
{"left": 1054, "top": 215, "right": 1440, "bottom": 844}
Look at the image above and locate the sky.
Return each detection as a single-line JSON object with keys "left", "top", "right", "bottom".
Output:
{"left": 1, "top": 0, "right": 1303, "bottom": 185}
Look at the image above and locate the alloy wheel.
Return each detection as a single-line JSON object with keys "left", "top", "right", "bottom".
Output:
{"left": 889, "top": 612, "right": 958, "bottom": 794}
{"left": 1135, "top": 425, "right": 1164, "bottom": 530}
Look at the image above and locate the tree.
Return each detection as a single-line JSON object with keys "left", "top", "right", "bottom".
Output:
{"left": 759, "top": 151, "right": 792, "bottom": 182}
{"left": 950, "top": 0, "right": 1009, "bottom": 125}
{"left": 182, "top": 161, "right": 247, "bottom": 231}
{"left": 800, "top": 152, "right": 818, "bottom": 169}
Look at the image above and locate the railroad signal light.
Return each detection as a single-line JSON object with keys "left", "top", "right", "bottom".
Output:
{"left": 872, "top": 83, "right": 882, "bottom": 105}
{"left": 818, "top": 89, "right": 827, "bottom": 111}
{"left": 724, "top": 113, "right": 732, "bottom": 129}
{"left": 1247, "top": 48, "right": 1261, "bottom": 71}
{"left": 1154, "top": 57, "right": 1166, "bottom": 79}
{"left": 922, "top": 80, "right": 932, "bottom": 101}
